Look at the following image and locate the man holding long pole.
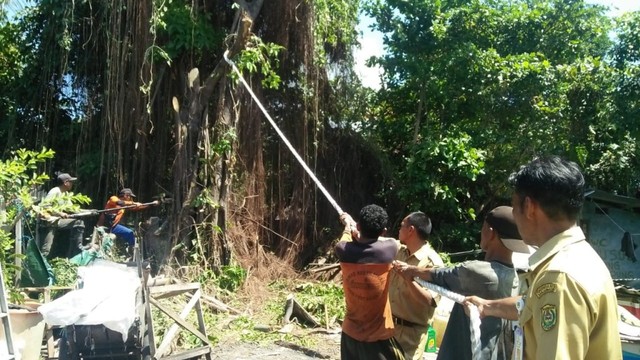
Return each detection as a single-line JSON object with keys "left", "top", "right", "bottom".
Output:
{"left": 98, "top": 188, "right": 158, "bottom": 253}
{"left": 39, "top": 172, "right": 86, "bottom": 258}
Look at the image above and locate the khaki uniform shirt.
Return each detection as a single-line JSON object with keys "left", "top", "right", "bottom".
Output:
{"left": 389, "top": 241, "right": 444, "bottom": 360}
{"left": 519, "top": 226, "right": 622, "bottom": 360}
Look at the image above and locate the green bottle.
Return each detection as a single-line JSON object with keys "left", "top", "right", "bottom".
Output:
{"left": 425, "top": 325, "right": 437, "bottom": 353}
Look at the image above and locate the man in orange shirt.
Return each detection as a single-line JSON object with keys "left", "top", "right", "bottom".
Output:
{"left": 335, "top": 204, "right": 405, "bottom": 360}
{"left": 98, "top": 188, "right": 157, "bottom": 249}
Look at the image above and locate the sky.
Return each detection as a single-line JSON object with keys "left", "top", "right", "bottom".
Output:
{"left": 354, "top": 0, "right": 640, "bottom": 89}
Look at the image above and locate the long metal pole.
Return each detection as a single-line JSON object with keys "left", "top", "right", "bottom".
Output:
{"left": 223, "top": 50, "right": 345, "bottom": 216}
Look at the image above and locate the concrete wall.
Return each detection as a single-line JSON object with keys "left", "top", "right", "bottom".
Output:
{"left": 582, "top": 202, "right": 640, "bottom": 281}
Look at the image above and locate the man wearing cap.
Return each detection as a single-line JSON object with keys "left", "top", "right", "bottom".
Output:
{"left": 388, "top": 211, "right": 444, "bottom": 360}
{"left": 98, "top": 188, "right": 157, "bottom": 250}
{"left": 395, "top": 206, "right": 529, "bottom": 360}
{"left": 466, "top": 156, "right": 621, "bottom": 360}
{"left": 39, "top": 172, "right": 86, "bottom": 258}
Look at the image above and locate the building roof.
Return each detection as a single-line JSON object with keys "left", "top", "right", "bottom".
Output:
{"left": 585, "top": 189, "right": 640, "bottom": 210}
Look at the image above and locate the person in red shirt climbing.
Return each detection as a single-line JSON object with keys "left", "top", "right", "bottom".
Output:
{"left": 98, "top": 188, "right": 158, "bottom": 250}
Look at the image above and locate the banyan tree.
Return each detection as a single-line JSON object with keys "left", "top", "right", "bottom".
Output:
{"left": 1, "top": 0, "right": 389, "bottom": 272}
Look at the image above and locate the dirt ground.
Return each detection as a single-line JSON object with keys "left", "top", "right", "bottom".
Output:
{"left": 210, "top": 332, "right": 342, "bottom": 359}
{"left": 205, "top": 269, "right": 342, "bottom": 360}
{"left": 210, "top": 339, "right": 439, "bottom": 360}
{"left": 209, "top": 333, "right": 439, "bottom": 360}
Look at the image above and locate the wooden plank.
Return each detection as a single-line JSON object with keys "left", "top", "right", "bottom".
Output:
{"left": 147, "top": 277, "right": 173, "bottom": 287}
{"left": 145, "top": 288, "right": 156, "bottom": 357}
{"left": 194, "top": 294, "right": 211, "bottom": 360}
{"left": 14, "top": 217, "right": 22, "bottom": 286}
{"left": 155, "top": 289, "right": 201, "bottom": 358}
{"left": 150, "top": 296, "right": 209, "bottom": 349}
{"left": 308, "top": 263, "right": 340, "bottom": 273}
{"left": 185, "top": 291, "right": 240, "bottom": 314}
{"left": 45, "top": 289, "right": 54, "bottom": 358}
{"left": 149, "top": 283, "right": 200, "bottom": 299}
{"left": 21, "top": 286, "right": 75, "bottom": 292}
{"left": 282, "top": 294, "right": 321, "bottom": 327}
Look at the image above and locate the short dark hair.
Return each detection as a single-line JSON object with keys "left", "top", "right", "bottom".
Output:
{"left": 509, "top": 156, "right": 584, "bottom": 221}
{"left": 405, "top": 211, "right": 432, "bottom": 240}
{"left": 358, "top": 204, "right": 388, "bottom": 239}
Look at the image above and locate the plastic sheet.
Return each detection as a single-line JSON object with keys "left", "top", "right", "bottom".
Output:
{"left": 38, "top": 260, "right": 140, "bottom": 341}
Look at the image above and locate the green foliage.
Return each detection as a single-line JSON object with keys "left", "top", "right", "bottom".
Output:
{"left": 611, "top": 11, "right": 640, "bottom": 68}
{"left": 0, "top": 229, "right": 21, "bottom": 302}
{"left": 192, "top": 188, "right": 218, "bottom": 209}
{"left": 313, "top": 0, "right": 359, "bottom": 65}
{"left": 210, "top": 129, "right": 236, "bottom": 157}
{"left": 234, "top": 36, "right": 285, "bottom": 89}
{"left": 399, "top": 133, "right": 485, "bottom": 225}
{"left": 151, "top": 301, "right": 219, "bottom": 349}
{"left": 587, "top": 132, "right": 638, "bottom": 194}
{"left": 0, "top": 148, "right": 54, "bottom": 299}
{"left": 360, "top": 0, "right": 640, "bottom": 252}
{"left": 36, "top": 192, "right": 92, "bottom": 216}
{"left": 433, "top": 221, "right": 480, "bottom": 255}
{"left": 438, "top": 252, "right": 453, "bottom": 267}
{"left": 154, "top": 0, "right": 223, "bottom": 60}
{"left": 0, "top": 148, "right": 54, "bottom": 205}
{"left": 226, "top": 316, "right": 267, "bottom": 342}
{"left": 0, "top": 19, "right": 20, "bottom": 141}
{"left": 0, "top": 20, "right": 21, "bottom": 84}
{"left": 208, "top": 280, "right": 347, "bottom": 349}
{"left": 49, "top": 258, "right": 78, "bottom": 287}
{"left": 293, "top": 282, "right": 345, "bottom": 328}
{"left": 213, "top": 314, "right": 313, "bottom": 348}
{"left": 198, "top": 129, "right": 237, "bottom": 192}
{"left": 215, "top": 265, "right": 247, "bottom": 293}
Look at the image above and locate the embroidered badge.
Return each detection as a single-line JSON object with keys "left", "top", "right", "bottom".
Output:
{"left": 535, "top": 283, "right": 557, "bottom": 298}
{"left": 541, "top": 304, "right": 557, "bottom": 331}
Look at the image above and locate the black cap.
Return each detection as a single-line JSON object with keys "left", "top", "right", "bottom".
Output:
{"left": 57, "top": 173, "right": 77, "bottom": 182}
{"left": 485, "top": 206, "right": 530, "bottom": 254}
{"left": 119, "top": 188, "right": 136, "bottom": 197}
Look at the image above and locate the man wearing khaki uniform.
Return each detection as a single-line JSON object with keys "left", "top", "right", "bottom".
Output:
{"left": 389, "top": 212, "right": 443, "bottom": 360}
{"left": 518, "top": 226, "right": 620, "bottom": 359}
{"left": 466, "top": 156, "right": 622, "bottom": 360}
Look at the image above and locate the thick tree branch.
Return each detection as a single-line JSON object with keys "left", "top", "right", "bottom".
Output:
{"left": 202, "top": 14, "right": 254, "bottom": 97}
{"left": 234, "top": 0, "right": 264, "bottom": 22}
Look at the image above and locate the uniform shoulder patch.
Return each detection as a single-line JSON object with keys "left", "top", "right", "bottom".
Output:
{"left": 540, "top": 304, "right": 557, "bottom": 331}
{"left": 535, "top": 283, "right": 557, "bottom": 298}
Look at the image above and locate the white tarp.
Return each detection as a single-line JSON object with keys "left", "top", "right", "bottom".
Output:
{"left": 38, "top": 260, "right": 141, "bottom": 341}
